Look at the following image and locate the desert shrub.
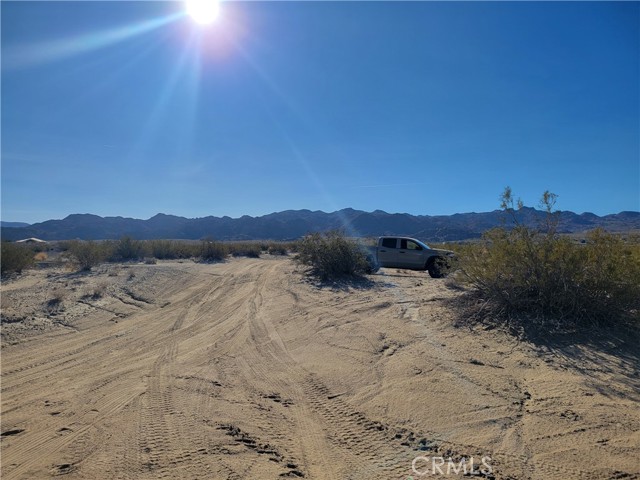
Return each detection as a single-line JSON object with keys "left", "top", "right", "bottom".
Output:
{"left": 145, "top": 240, "right": 194, "bottom": 259}
{"left": 146, "top": 239, "right": 174, "bottom": 259}
{"left": 34, "top": 252, "right": 48, "bottom": 261}
{"left": 87, "top": 282, "right": 108, "bottom": 299}
{"left": 228, "top": 242, "right": 261, "bottom": 258}
{"left": 267, "top": 242, "right": 289, "bottom": 256}
{"left": 46, "top": 287, "right": 67, "bottom": 312}
{"left": 112, "top": 236, "right": 145, "bottom": 261}
{"left": 455, "top": 188, "right": 640, "bottom": 330}
{"left": 295, "top": 230, "right": 370, "bottom": 280}
{"left": 66, "top": 240, "right": 110, "bottom": 271}
{"left": 1, "top": 242, "right": 35, "bottom": 275}
{"left": 27, "top": 242, "right": 48, "bottom": 253}
{"left": 51, "top": 287, "right": 67, "bottom": 302}
{"left": 199, "top": 238, "right": 227, "bottom": 262}
{"left": 57, "top": 240, "right": 73, "bottom": 252}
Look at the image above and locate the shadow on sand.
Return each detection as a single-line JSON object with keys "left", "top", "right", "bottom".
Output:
{"left": 305, "top": 274, "right": 379, "bottom": 292}
{"left": 523, "top": 324, "right": 640, "bottom": 402}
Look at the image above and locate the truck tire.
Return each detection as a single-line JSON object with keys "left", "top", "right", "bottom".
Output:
{"left": 427, "top": 257, "right": 448, "bottom": 278}
{"left": 365, "top": 257, "right": 380, "bottom": 274}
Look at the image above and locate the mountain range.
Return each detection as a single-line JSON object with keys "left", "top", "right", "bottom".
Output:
{"left": 1, "top": 222, "right": 31, "bottom": 228}
{"left": 2, "top": 208, "right": 639, "bottom": 242}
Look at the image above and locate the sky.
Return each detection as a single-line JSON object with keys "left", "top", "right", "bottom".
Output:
{"left": 1, "top": 1, "right": 639, "bottom": 224}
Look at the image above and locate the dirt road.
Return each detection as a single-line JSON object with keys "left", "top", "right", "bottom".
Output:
{"left": 1, "top": 258, "right": 638, "bottom": 479}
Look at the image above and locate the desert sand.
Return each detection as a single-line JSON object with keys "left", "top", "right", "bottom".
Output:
{"left": 1, "top": 257, "right": 638, "bottom": 479}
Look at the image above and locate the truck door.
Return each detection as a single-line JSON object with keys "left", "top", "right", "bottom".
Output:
{"left": 377, "top": 238, "right": 398, "bottom": 267}
{"left": 399, "top": 238, "right": 425, "bottom": 268}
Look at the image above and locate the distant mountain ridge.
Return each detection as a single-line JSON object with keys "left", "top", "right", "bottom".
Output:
{"left": 1, "top": 208, "right": 639, "bottom": 242}
{"left": 1, "top": 221, "right": 31, "bottom": 228}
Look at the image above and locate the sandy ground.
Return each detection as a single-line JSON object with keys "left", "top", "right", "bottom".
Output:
{"left": 1, "top": 257, "right": 638, "bottom": 479}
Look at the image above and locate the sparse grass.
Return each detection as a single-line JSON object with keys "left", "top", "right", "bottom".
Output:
{"left": 34, "top": 252, "right": 48, "bottom": 262}
{"left": 1, "top": 242, "right": 35, "bottom": 275}
{"left": 86, "top": 282, "right": 108, "bottom": 299}
{"left": 295, "top": 230, "right": 370, "bottom": 280}
{"left": 48, "top": 287, "right": 67, "bottom": 308}
{"left": 453, "top": 188, "right": 640, "bottom": 332}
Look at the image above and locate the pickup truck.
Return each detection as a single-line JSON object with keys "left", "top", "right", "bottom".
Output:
{"left": 365, "top": 236, "right": 455, "bottom": 278}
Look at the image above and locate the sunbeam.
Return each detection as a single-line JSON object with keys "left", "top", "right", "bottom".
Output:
{"left": 232, "top": 41, "right": 308, "bottom": 129}
{"left": 125, "top": 29, "right": 202, "bottom": 165}
{"left": 230, "top": 40, "right": 364, "bottom": 237}
{"left": 3, "top": 12, "right": 184, "bottom": 70}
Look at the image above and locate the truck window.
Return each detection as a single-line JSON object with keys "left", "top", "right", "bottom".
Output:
{"left": 406, "top": 240, "right": 422, "bottom": 250}
{"left": 400, "top": 239, "right": 422, "bottom": 250}
{"left": 381, "top": 238, "right": 396, "bottom": 249}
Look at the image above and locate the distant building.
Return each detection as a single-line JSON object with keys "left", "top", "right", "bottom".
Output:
{"left": 15, "top": 238, "right": 47, "bottom": 244}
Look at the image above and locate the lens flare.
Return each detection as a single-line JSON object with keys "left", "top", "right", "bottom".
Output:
{"left": 186, "top": 0, "right": 220, "bottom": 25}
{"left": 2, "top": 13, "right": 182, "bottom": 70}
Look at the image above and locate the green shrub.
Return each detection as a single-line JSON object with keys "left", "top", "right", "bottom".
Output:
{"left": 67, "top": 240, "right": 110, "bottom": 271}
{"left": 112, "top": 236, "right": 145, "bottom": 261}
{"left": 267, "top": 242, "right": 289, "bottom": 256}
{"left": 199, "top": 238, "right": 227, "bottom": 262}
{"left": 295, "top": 230, "right": 370, "bottom": 280}
{"left": 455, "top": 188, "right": 640, "bottom": 329}
{"left": 228, "top": 242, "right": 261, "bottom": 258}
{"left": 146, "top": 240, "right": 194, "bottom": 259}
{"left": 1, "top": 242, "right": 35, "bottom": 275}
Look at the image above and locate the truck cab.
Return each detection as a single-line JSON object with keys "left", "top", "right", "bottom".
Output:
{"left": 370, "top": 236, "right": 454, "bottom": 278}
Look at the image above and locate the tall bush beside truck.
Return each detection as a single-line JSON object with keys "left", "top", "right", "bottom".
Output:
{"left": 295, "top": 231, "right": 370, "bottom": 280}
{"left": 455, "top": 188, "right": 640, "bottom": 330}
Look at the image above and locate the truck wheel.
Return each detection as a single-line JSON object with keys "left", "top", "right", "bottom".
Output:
{"left": 365, "top": 257, "right": 380, "bottom": 274}
{"left": 427, "top": 257, "right": 448, "bottom": 278}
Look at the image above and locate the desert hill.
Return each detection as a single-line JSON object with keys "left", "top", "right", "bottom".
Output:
{"left": 2, "top": 207, "right": 638, "bottom": 241}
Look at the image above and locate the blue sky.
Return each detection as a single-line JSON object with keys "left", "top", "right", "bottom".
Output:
{"left": 2, "top": 1, "right": 638, "bottom": 224}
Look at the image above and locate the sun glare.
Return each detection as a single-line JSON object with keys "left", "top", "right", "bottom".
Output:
{"left": 186, "top": 0, "right": 220, "bottom": 25}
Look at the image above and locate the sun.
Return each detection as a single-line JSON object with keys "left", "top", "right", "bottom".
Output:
{"left": 185, "top": 0, "right": 220, "bottom": 25}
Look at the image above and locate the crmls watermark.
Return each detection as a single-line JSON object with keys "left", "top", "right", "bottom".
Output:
{"left": 409, "top": 455, "right": 493, "bottom": 477}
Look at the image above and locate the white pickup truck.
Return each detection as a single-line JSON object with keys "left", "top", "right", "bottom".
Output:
{"left": 365, "top": 236, "right": 455, "bottom": 278}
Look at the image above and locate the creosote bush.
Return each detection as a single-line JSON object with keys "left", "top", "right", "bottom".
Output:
{"left": 66, "top": 240, "right": 110, "bottom": 271}
{"left": 199, "top": 238, "right": 228, "bottom": 262}
{"left": 112, "top": 236, "right": 145, "bottom": 261}
{"left": 295, "top": 230, "right": 370, "bottom": 280}
{"left": 228, "top": 242, "right": 261, "bottom": 258}
{"left": 267, "top": 243, "right": 289, "bottom": 256}
{"left": 1, "top": 242, "right": 35, "bottom": 275}
{"left": 146, "top": 240, "right": 193, "bottom": 259}
{"left": 455, "top": 188, "right": 640, "bottom": 330}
